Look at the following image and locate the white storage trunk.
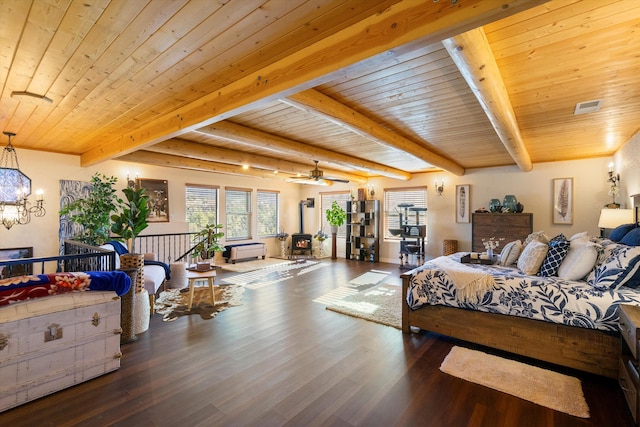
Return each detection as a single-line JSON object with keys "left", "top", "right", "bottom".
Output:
{"left": 0, "top": 291, "right": 122, "bottom": 412}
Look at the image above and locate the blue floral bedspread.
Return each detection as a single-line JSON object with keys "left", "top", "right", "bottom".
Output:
{"left": 406, "top": 255, "right": 640, "bottom": 332}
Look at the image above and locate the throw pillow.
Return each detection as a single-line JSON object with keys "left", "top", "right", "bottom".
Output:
{"left": 620, "top": 227, "right": 640, "bottom": 246}
{"left": 517, "top": 240, "right": 549, "bottom": 276}
{"left": 499, "top": 240, "right": 522, "bottom": 266}
{"left": 569, "top": 231, "right": 589, "bottom": 241}
{"left": 539, "top": 234, "right": 570, "bottom": 277}
{"left": 610, "top": 223, "right": 637, "bottom": 242}
{"left": 587, "top": 243, "right": 640, "bottom": 290}
{"left": 522, "top": 231, "right": 548, "bottom": 249}
{"left": 557, "top": 239, "right": 599, "bottom": 281}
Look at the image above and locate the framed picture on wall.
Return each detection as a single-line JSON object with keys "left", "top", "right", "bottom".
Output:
{"left": 0, "top": 247, "right": 33, "bottom": 278}
{"left": 553, "top": 177, "right": 573, "bottom": 224}
{"left": 137, "top": 179, "right": 169, "bottom": 222}
{"left": 456, "top": 185, "right": 470, "bottom": 223}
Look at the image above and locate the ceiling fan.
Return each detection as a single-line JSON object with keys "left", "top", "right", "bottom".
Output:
{"left": 286, "top": 160, "right": 349, "bottom": 186}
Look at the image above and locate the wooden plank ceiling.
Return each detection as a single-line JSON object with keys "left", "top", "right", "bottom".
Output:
{"left": 1, "top": 0, "right": 639, "bottom": 185}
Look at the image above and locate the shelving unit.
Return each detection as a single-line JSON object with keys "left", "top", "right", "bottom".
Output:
{"left": 346, "top": 200, "right": 379, "bottom": 262}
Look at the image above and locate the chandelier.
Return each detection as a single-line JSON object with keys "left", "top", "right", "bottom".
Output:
{"left": 0, "top": 132, "right": 46, "bottom": 229}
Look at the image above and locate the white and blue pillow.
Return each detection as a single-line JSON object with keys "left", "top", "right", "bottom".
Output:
{"left": 587, "top": 243, "right": 640, "bottom": 290}
{"left": 539, "top": 234, "right": 570, "bottom": 277}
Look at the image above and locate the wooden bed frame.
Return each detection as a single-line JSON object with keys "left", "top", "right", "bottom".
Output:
{"left": 401, "top": 270, "right": 620, "bottom": 378}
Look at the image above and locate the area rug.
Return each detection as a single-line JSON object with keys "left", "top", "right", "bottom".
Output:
{"left": 325, "top": 283, "right": 401, "bottom": 329}
{"left": 154, "top": 285, "right": 244, "bottom": 322}
{"left": 218, "top": 258, "right": 294, "bottom": 273}
{"left": 440, "top": 346, "right": 590, "bottom": 418}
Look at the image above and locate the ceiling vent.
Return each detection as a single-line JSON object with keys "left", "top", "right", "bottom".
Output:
{"left": 574, "top": 99, "right": 602, "bottom": 115}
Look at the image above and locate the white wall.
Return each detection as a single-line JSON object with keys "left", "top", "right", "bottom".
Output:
{"left": 1, "top": 143, "right": 631, "bottom": 264}
{"left": 616, "top": 131, "right": 640, "bottom": 205}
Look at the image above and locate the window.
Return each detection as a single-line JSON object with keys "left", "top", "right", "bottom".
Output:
{"left": 257, "top": 190, "right": 279, "bottom": 238}
{"left": 225, "top": 187, "right": 252, "bottom": 240}
{"left": 384, "top": 187, "right": 428, "bottom": 240}
{"left": 320, "top": 191, "right": 350, "bottom": 238}
{"left": 185, "top": 184, "right": 219, "bottom": 233}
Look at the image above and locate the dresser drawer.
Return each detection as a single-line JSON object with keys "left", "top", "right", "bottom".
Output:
{"left": 620, "top": 357, "right": 639, "bottom": 423}
{"left": 620, "top": 305, "right": 640, "bottom": 359}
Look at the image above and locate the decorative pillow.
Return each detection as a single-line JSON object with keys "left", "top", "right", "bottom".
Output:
{"left": 522, "top": 231, "right": 548, "bottom": 249}
{"left": 569, "top": 231, "right": 589, "bottom": 241}
{"left": 620, "top": 227, "right": 640, "bottom": 246}
{"left": 557, "top": 239, "right": 599, "bottom": 281}
{"left": 539, "top": 234, "right": 570, "bottom": 277}
{"left": 517, "top": 240, "right": 549, "bottom": 275}
{"left": 499, "top": 240, "right": 522, "bottom": 266}
{"left": 610, "top": 223, "right": 637, "bottom": 242}
{"left": 587, "top": 243, "right": 640, "bottom": 290}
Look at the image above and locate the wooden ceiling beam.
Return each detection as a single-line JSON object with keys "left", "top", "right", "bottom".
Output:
{"left": 80, "top": 0, "right": 546, "bottom": 166}
{"left": 117, "top": 150, "right": 295, "bottom": 181}
{"left": 147, "top": 139, "right": 368, "bottom": 183}
{"left": 442, "top": 27, "right": 533, "bottom": 172}
{"left": 283, "top": 89, "right": 465, "bottom": 176}
{"left": 198, "top": 121, "right": 409, "bottom": 181}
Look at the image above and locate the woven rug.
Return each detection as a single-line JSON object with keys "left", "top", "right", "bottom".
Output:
{"left": 324, "top": 283, "right": 401, "bottom": 329}
{"left": 218, "top": 258, "right": 294, "bottom": 273}
{"left": 440, "top": 346, "right": 590, "bottom": 418}
{"left": 154, "top": 285, "right": 244, "bottom": 322}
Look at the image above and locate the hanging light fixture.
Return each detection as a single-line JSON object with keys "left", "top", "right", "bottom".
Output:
{"left": 0, "top": 132, "right": 45, "bottom": 229}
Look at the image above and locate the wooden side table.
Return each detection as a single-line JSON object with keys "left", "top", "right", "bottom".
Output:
{"left": 185, "top": 269, "right": 217, "bottom": 310}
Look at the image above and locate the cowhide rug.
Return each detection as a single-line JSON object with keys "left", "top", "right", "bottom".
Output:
{"left": 154, "top": 285, "right": 244, "bottom": 322}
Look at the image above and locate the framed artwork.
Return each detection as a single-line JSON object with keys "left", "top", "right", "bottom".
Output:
{"left": 0, "top": 247, "right": 33, "bottom": 278}
{"left": 456, "top": 185, "right": 470, "bottom": 223}
{"left": 553, "top": 178, "right": 573, "bottom": 224}
{"left": 137, "top": 179, "right": 169, "bottom": 222}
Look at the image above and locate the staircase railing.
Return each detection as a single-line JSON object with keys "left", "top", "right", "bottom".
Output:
{"left": 132, "top": 232, "right": 197, "bottom": 265}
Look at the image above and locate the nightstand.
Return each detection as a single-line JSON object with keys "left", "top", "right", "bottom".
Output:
{"left": 619, "top": 304, "right": 640, "bottom": 425}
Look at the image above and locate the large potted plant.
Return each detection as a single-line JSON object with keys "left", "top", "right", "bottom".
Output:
{"left": 59, "top": 173, "right": 120, "bottom": 245}
{"left": 110, "top": 185, "right": 151, "bottom": 333}
{"left": 326, "top": 201, "right": 346, "bottom": 259}
{"left": 110, "top": 186, "right": 150, "bottom": 254}
{"left": 192, "top": 223, "right": 225, "bottom": 266}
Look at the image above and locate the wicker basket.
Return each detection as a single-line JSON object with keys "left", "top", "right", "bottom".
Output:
{"left": 443, "top": 239, "right": 458, "bottom": 256}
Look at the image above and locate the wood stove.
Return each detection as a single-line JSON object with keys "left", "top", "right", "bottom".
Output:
{"left": 291, "top": 233, "right": 312, "bottom": 256}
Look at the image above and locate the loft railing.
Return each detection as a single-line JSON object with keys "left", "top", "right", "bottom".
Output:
{"left": 0, "top": 240, "right": 116, "bottom": 279}
{"left": 131, "top": 232, "right": 197, "bottom": 265}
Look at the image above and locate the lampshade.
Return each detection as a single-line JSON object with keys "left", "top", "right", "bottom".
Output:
{"left": 597, "top": 208, "right": 634, "bottom": 229}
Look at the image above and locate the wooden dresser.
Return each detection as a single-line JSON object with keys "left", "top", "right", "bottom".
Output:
{"left": 471, "top": 213, "right": 533, "bottom": 252}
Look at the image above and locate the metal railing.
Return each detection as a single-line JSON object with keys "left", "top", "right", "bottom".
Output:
{"left": 131, "top": 232, "right": 197, "bottom": 265}
{"left": 0, "top": 240, "right": 116, "bottom": 278}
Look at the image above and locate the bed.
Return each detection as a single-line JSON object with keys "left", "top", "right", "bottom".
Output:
{"left": 401, "top": 231, "right": 640, "bottom": 378}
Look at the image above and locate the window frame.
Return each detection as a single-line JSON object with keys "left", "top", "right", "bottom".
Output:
{"left": 383, "top": 186, "right": 428, "bottom": 242}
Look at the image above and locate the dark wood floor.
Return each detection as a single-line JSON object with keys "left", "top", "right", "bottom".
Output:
{"left": 0, "top": 259, "right": 634, "bottom": 426}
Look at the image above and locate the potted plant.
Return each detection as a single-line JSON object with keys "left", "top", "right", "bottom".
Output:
{"left": 326, "top": 201, "right": 346, "bottom": 233}
{"left": 110, "top": 186, "right": 150, "bottom": 254}
{"left": 59, "top": 173, "right": 120, "bottom": 245}
{"left": 192, "top": 223, "right": 225, "bottom": 265}
{"left": 326, "top": 201, "right": 346, "bottom": 259}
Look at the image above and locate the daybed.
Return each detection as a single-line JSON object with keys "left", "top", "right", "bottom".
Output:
{"left": 100, "top": 241, "right": 170, "bottom": 297}
{"left": 223, "top": 242, "right": 267, "bottom": 263}
{"left": 402, "top": 228, "right": 640, "bottom": 378}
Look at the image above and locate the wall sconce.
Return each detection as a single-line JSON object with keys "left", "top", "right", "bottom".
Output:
{"left": 606, "top": 163, "right": 620, "bottom": 208}
{"left": 126, "top": 172, "right": 138, "bottom": 188}
{"left": 434, "top": 180, "right": 444, "bottom": 196}
{"left": 0, "top": 131, "right": 46, "bottom": 229}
